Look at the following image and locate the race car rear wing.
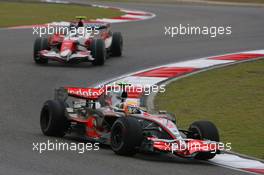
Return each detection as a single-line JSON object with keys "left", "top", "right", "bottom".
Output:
{"left": 54, "top": 87, "right": 105, "bottom": 101}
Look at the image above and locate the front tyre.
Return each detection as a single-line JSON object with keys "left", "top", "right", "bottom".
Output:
{"left": 111, "top": 117, "right": 143, "bottom": 156}
{"left": 189, "top": 120, "right": 219, "bottom": 160}
{"left": 40, "top": 100, "right": 69, "bottom": 137}
{"left": 91, "top": 39, "right": 106, "bottom": 66}
{"left": 110, "top": 32, "right": 123, "bottom": 57}
{"left": 33, "top": 37, "right": 49, "bottom": 64}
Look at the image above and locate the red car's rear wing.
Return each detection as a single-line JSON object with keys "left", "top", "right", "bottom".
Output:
{"left": 65, "top": 87, "right": 105, "bottom": 100}
{"left": 57, "top": 85, "right": 143, "bottom": 101}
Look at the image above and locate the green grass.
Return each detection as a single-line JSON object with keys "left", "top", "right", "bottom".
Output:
{"left": 208, "top": 0, "right": 264, "bottom": 3}
{"left": 155, "top": 59, "right": 264, "bottom": 159}
{"left": 0, "top": 2, "right": 124, "bottom": 27}
{"left": 97, "top": 0, "right": 264, "bottom": 4}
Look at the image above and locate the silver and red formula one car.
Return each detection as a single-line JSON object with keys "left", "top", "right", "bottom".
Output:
{"left": 33, "top": 17, "right": 123, "bottom": 66}
{"left": 40, "top": 84, "right": 220, "bottom": 160}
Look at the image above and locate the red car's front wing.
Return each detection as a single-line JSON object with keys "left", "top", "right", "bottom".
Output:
{"left": 40, "top": 50, "right": 94, "bottom": 63}
{"left": 148, "top": 137, "right": 219, "bottom": 157}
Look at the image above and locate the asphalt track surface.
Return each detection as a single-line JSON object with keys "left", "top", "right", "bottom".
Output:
{"left": 1, "top": 1, "right": 264, "bottom": 174}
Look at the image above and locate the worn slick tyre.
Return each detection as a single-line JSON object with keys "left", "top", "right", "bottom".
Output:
{"left": 110, "top": 32, "right": 123, "bottom": 57}
{"left": 189, "top": 120, "right": 220, "bottom": 160}
{"left": 33, "top": 37, "right": 49, "bottom": 64}
{"left": 111, "top": 117, "right": 143, "bottom": 156}
{"left": 40, "top": 100, "right": 69, "bottom": 137}
{"left": 91, "top": 39, "right": 106, "bottom": 66}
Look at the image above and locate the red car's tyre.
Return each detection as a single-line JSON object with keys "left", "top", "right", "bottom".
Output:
{"left": 111, "top": 117, "right": 143, "bottom": 156}
{"left": 91, "top": 39, "right": 106, "bottom": 66}
{"left": 33, "top": 37, "right": 49, "bottom": 64}
{"left": 40, "top": 100, "right": 69, "bottom": 137}
{"left": 189, "top": 120, "right": 219, "bottom": 160}
{"left": 110, "top": 32, "right": 123, "bottom": 57}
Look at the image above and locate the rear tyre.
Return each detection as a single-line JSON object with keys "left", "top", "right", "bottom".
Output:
{"left": 33, "top": 37, "right": 49, "bottom": 64}
{"left": 40, "top": 100, "right": 69, "bottom": 137}
{"left": 189, "top": 120, "right": 219, "bottom": 160}
{"left": 111, "top": 117, "right": 143, "bottom": 156}
{"left": 110, "top": 32, "right": 123, "bottom": 57}
{"left": 91, "top": 39, "right": 106, "bottom": 66}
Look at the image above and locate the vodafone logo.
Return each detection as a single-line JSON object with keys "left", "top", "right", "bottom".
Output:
{"left": 67, "top": 87, "right": 104, "bottom": 99}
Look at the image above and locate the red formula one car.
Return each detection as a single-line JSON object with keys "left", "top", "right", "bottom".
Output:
{"left": 40, "top": 85, "right": 220, "bottom": 160}
{"left": 33, "top": 18, "right": 123, "bottom": 66}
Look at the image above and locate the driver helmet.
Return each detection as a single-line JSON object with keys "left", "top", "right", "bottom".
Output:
{"left": 124, "top": 102, "right": 141, "bottom": 114}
